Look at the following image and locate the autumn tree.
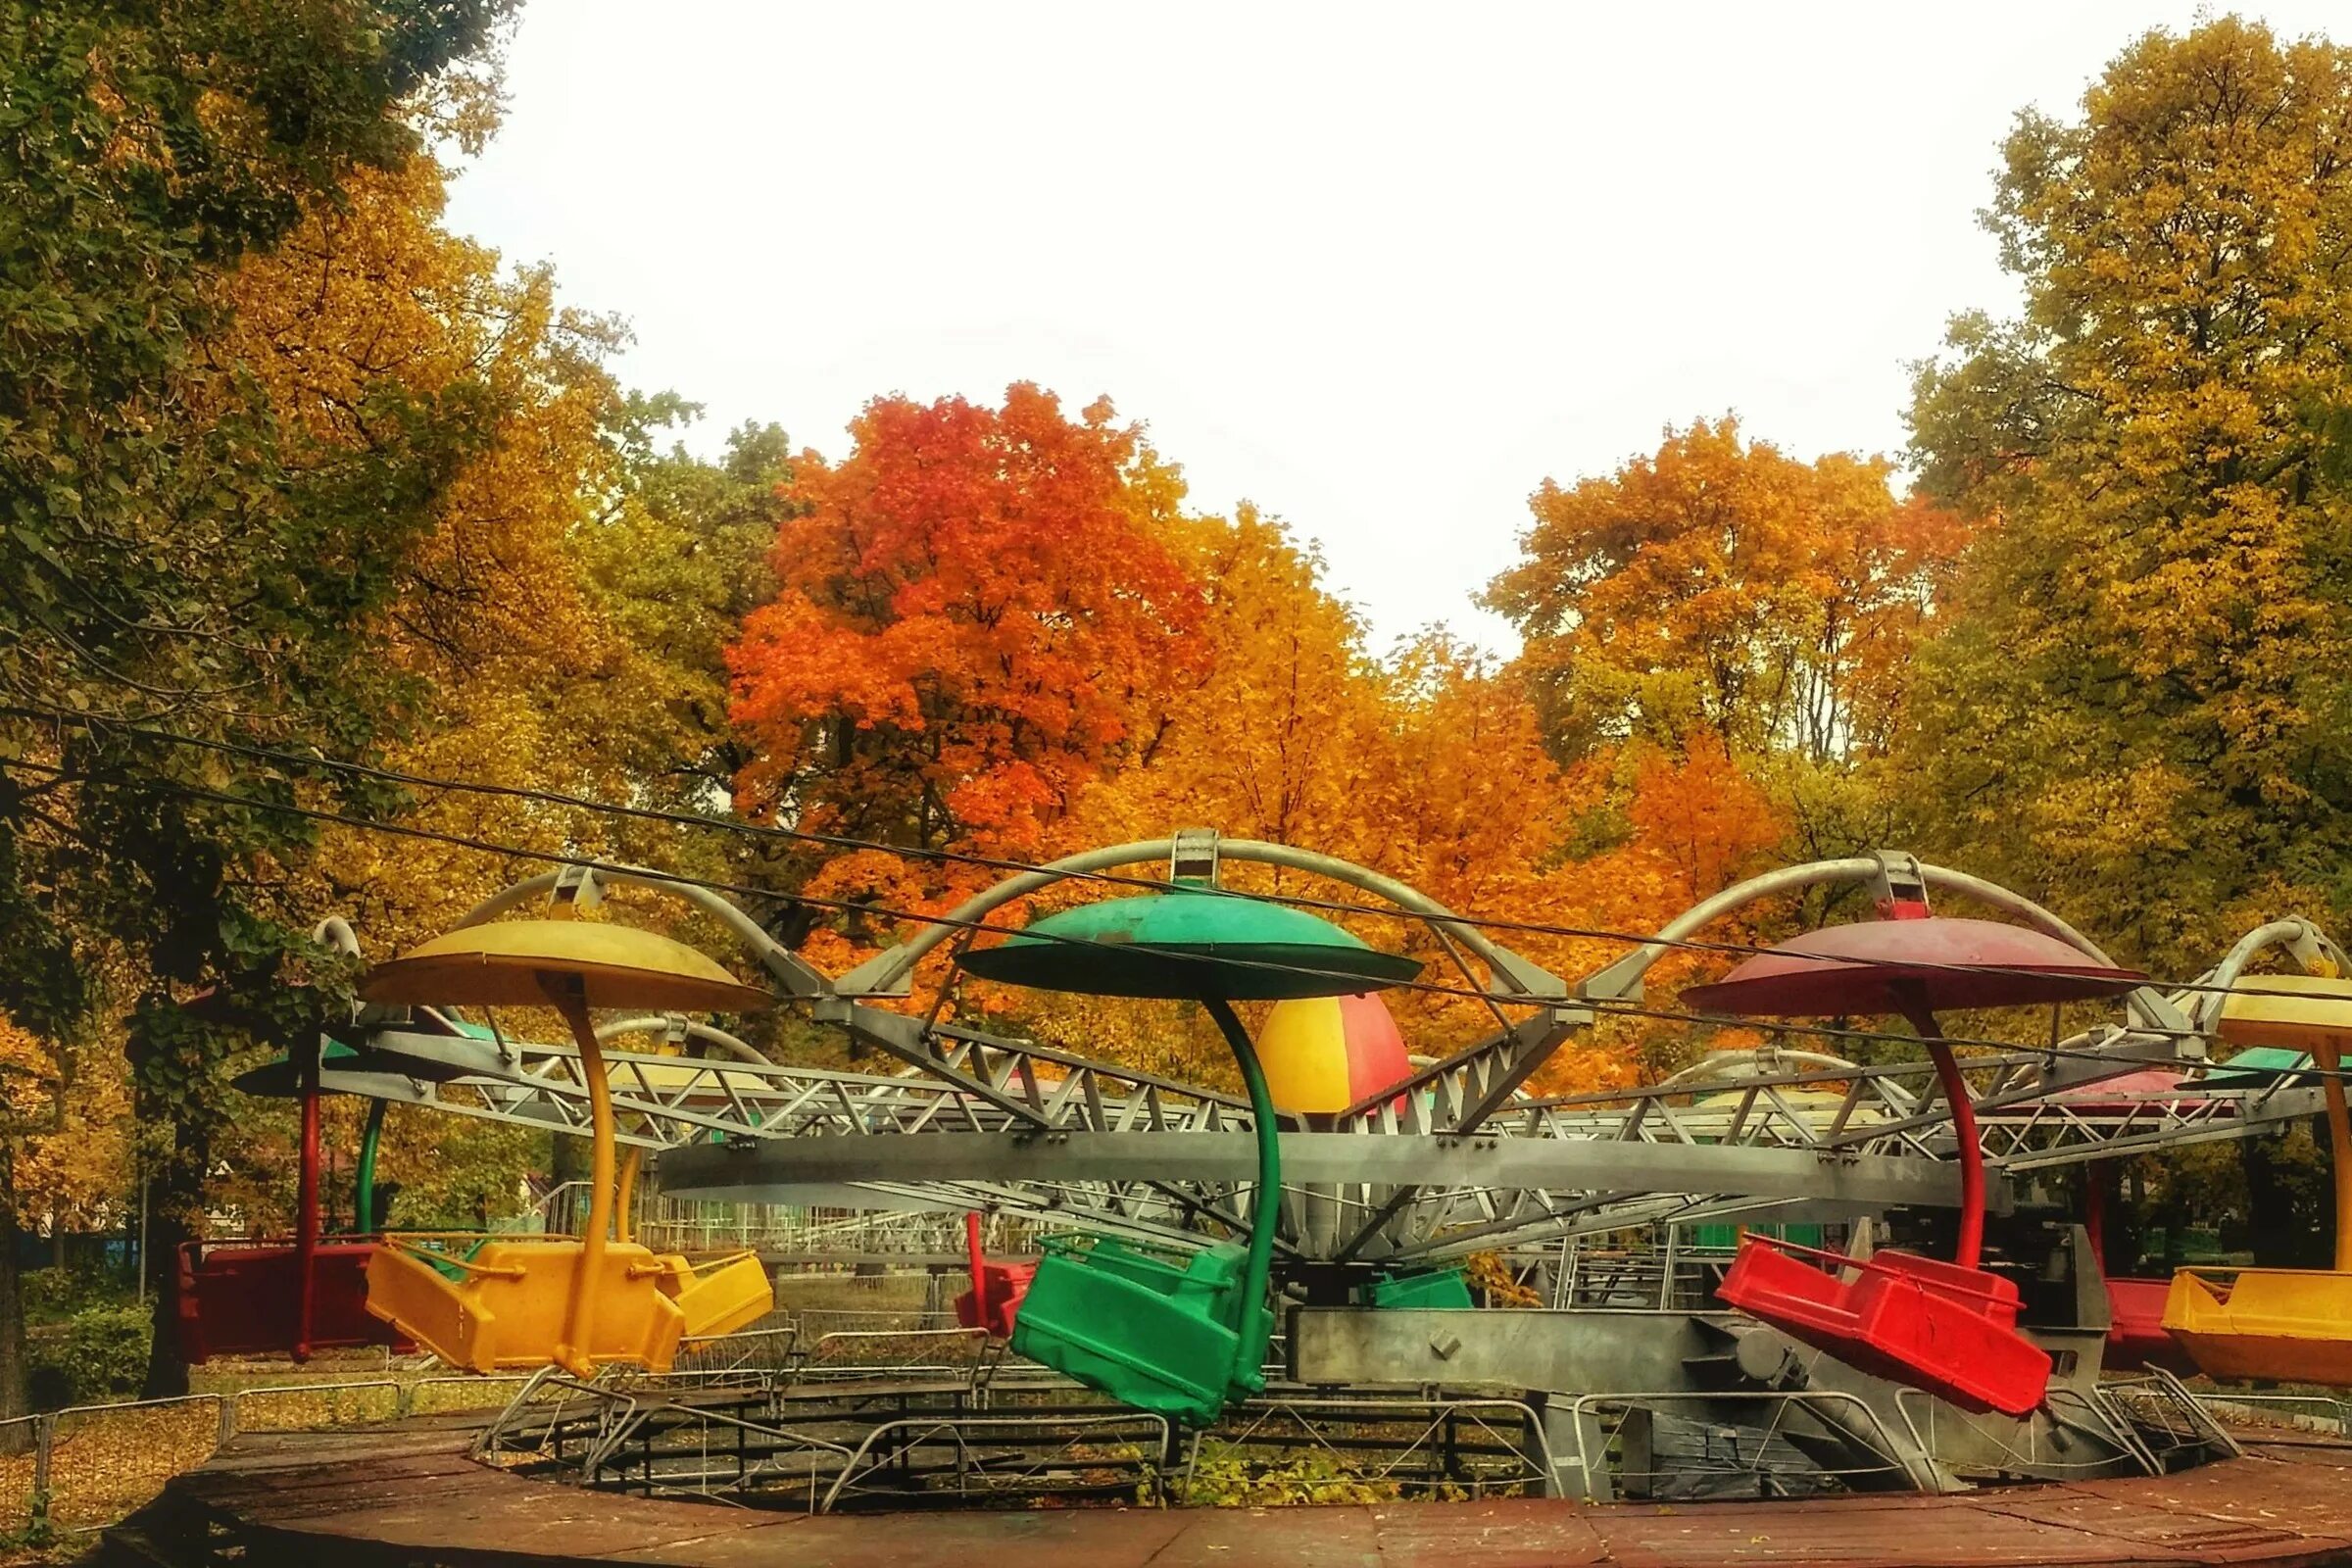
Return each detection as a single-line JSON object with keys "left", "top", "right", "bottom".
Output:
{"left": 0, "top": 1016, "right": 97, "bottom": 1441}
{"left": 585, "top": 405, "right": 795, "bottom": 827}
{"left": 1061, "top": 514, "right": 1624, "bottom": 1081}
{"left": 222, "top": 148, "right": 654, "bottom": 952}
{"left": 200, "top": 146, "right": 655, "bottom": 1253}
{"left": 1074, "top": 509, "right": 1384, "bottom": 859}
{"left": 1487, "top": 418, "right": 1967, "bottom": 766}
{"left": 1037, "top": 512, "right": 1399, "bottom": 1080}
{"left": 728, "top": 385, "right": 1206, "bottom": 975}
{"left": 193, "top": 112, "right": 833, "bottom": 1264}
{"left": 1902, "top": 17, "right": 2352, "bottom": 972}
{"left": 0, "top": 1, "right": 518, "bottom": 1402}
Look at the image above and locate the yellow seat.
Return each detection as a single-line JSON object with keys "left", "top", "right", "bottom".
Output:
{"left": 2163, "top": 1267, "right": 2352, "bottom": 1386}
{"left": 2161, "top": 972, "right": 2352, "bottom": 1384}
{"left": 655, "top": 1251, "right": 775, "bottom": 1342}
{"left": 366, "top": 1238, "right": 686, "bottom": 1375}
{"left": 359, "top": 915, "right": 780, "bottom": 1381}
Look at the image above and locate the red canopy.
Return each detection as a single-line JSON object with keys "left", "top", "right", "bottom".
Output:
{"left": 1682, "top": 917, "right": 2146, "bottom": 1020}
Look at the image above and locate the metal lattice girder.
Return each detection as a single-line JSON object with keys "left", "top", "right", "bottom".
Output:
{"left": 306, "top": 884, "right": 2352, "bottom": 1265}
{"left": 278, "top": 853, "right": 2352, "bottom": 1275}
{"left": 318, "top": 1006, "right": 2325, "bottom": 1261}
{"left": 338, "top": 1023, "right": 1253, "bottom": 1148}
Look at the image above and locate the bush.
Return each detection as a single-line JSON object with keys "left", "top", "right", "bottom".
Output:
{"left": 18, "top": 1261, "right": 133, "bottom": 1323}
{"left": 27, "top": 1305, "right": 152, "bottom": 1409}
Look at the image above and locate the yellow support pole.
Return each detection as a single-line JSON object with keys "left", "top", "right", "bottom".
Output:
{"left": 551, "top": 992, "right": 611, "bottom": 1379}
{"left": 2325, "top": 1040, "right": 2352, "bottom": 1275}
{"left": 615, "top": 1147, "right": 642, "bottom": 1247}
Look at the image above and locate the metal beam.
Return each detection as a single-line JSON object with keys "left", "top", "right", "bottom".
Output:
{"left": 659, "top": 1130, "right": 1966, "bottom": 1208}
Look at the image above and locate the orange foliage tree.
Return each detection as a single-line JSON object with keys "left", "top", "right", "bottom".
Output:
{"left": 1486, "top": 417, "right": 1968, "bottom": 764}
{"left": 1060, "top": 517, "right": 1638, "bottom": 1089}
{"left": 727, "top": 385, "right": 1207, "bottom": 981}
{"left": 1479, "top": 419, "right": 1956, "bottom": 1070}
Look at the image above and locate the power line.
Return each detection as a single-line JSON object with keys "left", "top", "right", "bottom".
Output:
{"left": 12, "top": 749, "right": 2337, "bottom": 1093}
{"left": 4, "top": 703, "right": 2320, "bottom": 1004}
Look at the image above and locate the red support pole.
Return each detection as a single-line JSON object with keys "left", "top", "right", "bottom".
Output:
{"left": 966, "top": 1211, "right": 988, "bottom": 1309}
{"left": 1895, "top": 987, "right": 1986, "bottom": 1274}
{"left": 294, "top": 1051, "right": 320, "bottom": 1363}
{"left": 1925, "top": 1038, "right": 1984, "bottom": 1271}
{"left": 2083, "top": 1164, "right": 2107, "bottom": 1274}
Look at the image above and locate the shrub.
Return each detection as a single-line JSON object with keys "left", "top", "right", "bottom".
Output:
{"left": 18, "top": 1261, "right": 133, "bottom": 1323}
{"left": 27, "top": 1305, "right": 152, "bottom": 1408}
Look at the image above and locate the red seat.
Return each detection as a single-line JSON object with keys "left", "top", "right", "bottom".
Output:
{"left": 177, "top": 1240, "right": 410, "bottom": 1363}
{"left": 2103, "top": 1276, "right": 2193, "bottom": 1374}
{"left": 955, "top": 1258, "right": 1035, "bottom": 1340}
{"left": 1719, "top": 1239, "right": 2052, "bottom": 1416}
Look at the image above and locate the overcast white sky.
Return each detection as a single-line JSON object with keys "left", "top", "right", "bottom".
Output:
{"left": 444, "top": 2, "right": 2345, "bottom": 652}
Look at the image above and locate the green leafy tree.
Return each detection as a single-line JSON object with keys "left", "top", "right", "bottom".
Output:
{"left": 0, "top": 0, "right": 513, "bottom": 1400}
{"left": 1902, "top": 16, "right": 2352, "bottom": 972}
{"left": 583, "top": 403, "right": 795, "bottom": 855}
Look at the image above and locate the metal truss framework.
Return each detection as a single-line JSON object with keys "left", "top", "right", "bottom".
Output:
{"left": 304, "top": 847, "right": 2350, "bottom": 1263}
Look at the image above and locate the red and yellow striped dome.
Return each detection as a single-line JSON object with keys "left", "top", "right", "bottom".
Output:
{"left": 1257, "top": 991, "right": 1412, "bottom": 1114}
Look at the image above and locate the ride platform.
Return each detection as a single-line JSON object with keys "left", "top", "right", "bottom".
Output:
{"left": 108, "top": 1413, "right": 2352, "bottom": 1568}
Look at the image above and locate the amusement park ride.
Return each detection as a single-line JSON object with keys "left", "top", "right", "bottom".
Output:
{"left": 191, "top": 831, "right": 2352, "bottom": 1501}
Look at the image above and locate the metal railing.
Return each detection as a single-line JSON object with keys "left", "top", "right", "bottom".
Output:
{"left": 794, "top": 1328, "right": 998, "bottom": 1391}
{"left": 1889, "top": 1386, "right": 2154, "bottom": 1480}
{"left": 639, "top": 1201, "right": 1041, "bottom": 1259}
{"left": 2179, "top": 1391, "right": 2352, "bottom": 1439}
{"left": 1, "top": 1394, "right": 223, "bottom": 1542}
{"left": 819, "top": 1411, "right": 1170, "bottom": 1513}
{"left": 1561, "top": 1390, "right": 1928, "bottom": 1500}
{"left": 2101, "top": 1369, "right": 2249, "bottom": 1465}
{"left": 0, "top": 1316, "right": 836, "bottom": 1544}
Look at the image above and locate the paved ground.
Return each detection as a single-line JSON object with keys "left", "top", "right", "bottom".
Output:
{"left": 104, "top": 1418, "right": 2352, "bottom": 1567}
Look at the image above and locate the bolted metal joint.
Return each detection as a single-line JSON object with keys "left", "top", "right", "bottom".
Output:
{"left": 1868, "top": 851, "right": 1931, "bottom": 920}
{"left": 1169, "top": 827, "right": 1221, "bottom": 887}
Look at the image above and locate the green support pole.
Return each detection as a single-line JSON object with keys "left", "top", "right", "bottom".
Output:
{"left": 355, "top": 1100, "right": 386, "bottom": 1234}
{"left": 1202, "top": 996, "right": 1280, "bottom": 1393}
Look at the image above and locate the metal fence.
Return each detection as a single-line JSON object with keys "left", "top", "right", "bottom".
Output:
{"left": 0, "top": 1371, "right": 670, "bottom": 1544}
{"left": 1, "top": 1394, "right": 223, "bottom": 1541}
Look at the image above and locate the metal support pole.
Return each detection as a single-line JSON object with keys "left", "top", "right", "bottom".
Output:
{"left": 550, "top": 988, "right": 612, "bottom": 1379}
{"left": 295, "top": 1039, "right": 321, "bottom": 1362}
{"left": 2082, "top": 1162, "right": 2106, "bottom": 1272}
{"left": 1202, "top": 996, "right": 1281, "bottom": 1396}
{"left": 355, "top": 1099, "right": 386, "bottom": 1234}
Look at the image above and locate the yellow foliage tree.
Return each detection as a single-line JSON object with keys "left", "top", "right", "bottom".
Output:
{"left": 1903, "top": 17, "right": 2352, "bottom": 973}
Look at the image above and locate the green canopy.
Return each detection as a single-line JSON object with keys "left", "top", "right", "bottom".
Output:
{"left": 956, "top": 882, "right": 1418, "bottom": 1426}
{"left": 958, "top": 889, "right": 1421, "bottom": 1001}
{"left": 2201, "top": 1046, "right": 2317, "bottom": 1087}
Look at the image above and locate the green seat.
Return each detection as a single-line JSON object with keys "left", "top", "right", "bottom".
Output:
{"left": 1366, "top": 1267, "right": 1473, "bottom": 1309}
{"left": 416, "top": 1233, "right": 497, "bottom": 1283}
{"left": 1685, "top": 1222, "right": 1823, "bottom": 1255}
{"left": 1009, "top": 1237, "right": 1267, "bottom": 1426}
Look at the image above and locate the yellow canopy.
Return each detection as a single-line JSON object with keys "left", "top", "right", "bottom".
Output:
{"left": 357, "top": 916, "right": 773, "bottom": 1379}
{"left": 2218, "top": 973, "right": 2352, "bottom": 1054}
{"left": 359, "top": 919, "right": 773, "bottom": 1015}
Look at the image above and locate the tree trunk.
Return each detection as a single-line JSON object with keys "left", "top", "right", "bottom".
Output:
{"left": 137, "top": 1117, "right": 206, "bottom": 1400}
{"left": 2241, "top": 1125, "right": 2328, "bottom": 1270}
{"left": 0, "top": 1139, "right": 31, "bottom": 1454}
